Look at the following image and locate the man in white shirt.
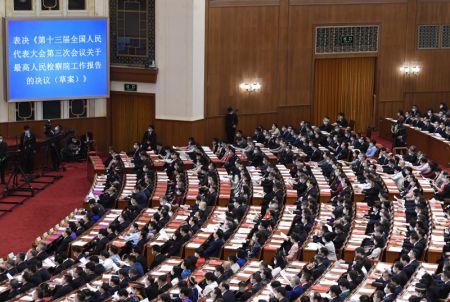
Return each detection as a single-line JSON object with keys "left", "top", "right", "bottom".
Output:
{"left": 202, "top": 272, "right": 218, "bottom": 296}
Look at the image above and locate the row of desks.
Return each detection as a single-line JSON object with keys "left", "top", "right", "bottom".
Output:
{"left": 379, "top": 118, "right": 450, "bottom": 167}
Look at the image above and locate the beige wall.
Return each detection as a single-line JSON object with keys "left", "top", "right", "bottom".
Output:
{"left": 154, "top": 0, "right": 205, "bottom": 121}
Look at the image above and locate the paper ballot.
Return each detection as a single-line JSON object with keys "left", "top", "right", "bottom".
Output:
{"left": 158, "top": 229, "right": 170, "bottom": 241}
{"left": 43, "top": 258, "right": 57, "bottom": 268}
{"left": 280, "top": 270, "right": 291, "bottom": 284}
{"left": 87, "top": 283, "right": 99, "bottom": 292}
{"left": 279, "top": 232, "right": 289, "bottom": 240}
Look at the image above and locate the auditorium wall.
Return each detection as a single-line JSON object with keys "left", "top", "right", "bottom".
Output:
{"left": 150, "top": 0, "right": 450, "bottom": 147}
{"left": 203, "top": 0, "right": 450, "bottom": 142}
{"left": 2, "top": 0, "right": 450, "bottom": 152}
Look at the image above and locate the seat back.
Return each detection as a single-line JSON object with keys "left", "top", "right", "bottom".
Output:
{"left": 393, "top": 147, "right": 408, "bottom": 155}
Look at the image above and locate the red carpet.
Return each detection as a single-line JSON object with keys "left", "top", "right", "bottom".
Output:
{"left": 371, "top": 131, "right": 392, "bottom": 149}
{"left": 0, "top": 162, "right": 90, "bottom": 258}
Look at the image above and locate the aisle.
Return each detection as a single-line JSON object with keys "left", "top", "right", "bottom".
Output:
{"left": 0, "top": 162, "right": 90, "bottom": 258}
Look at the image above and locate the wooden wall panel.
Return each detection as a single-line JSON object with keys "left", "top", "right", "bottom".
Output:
{"left": 110, "top": 92, "right": 155, "bottom": 152}
{"left": 404, "top": 92, "right": 450, "bottom": 111}
{"left": 204, "top": 113, "right": 276, "bottom": 144}
{"left": 154, "top": 120, "right": 206, "bottom": 147}
{"left": 204, "top": 0, "right": 450, "bottom": 138}
{"left": 206, "top": 4, "right": 281, "bottom": 117}
{"left": 377, "top": 101, "right": 404, "bottom": 123}
{"left": 416, "top": 1, "right": 450, "bottom": 24}
{"left": 287, "top": 3, "right": 408, "bottom": 111}
{"left": 8, "top": 1, "right": 450, "bottom": 154}
{"left": 277, "top": 105, "right": 312, "bottom": 126}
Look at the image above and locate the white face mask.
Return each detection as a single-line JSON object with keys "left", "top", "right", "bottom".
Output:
{"left": 0, "top": 139, "right": 3, "bottom": 143}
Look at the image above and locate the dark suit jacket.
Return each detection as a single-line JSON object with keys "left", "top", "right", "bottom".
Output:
{"left": 0, "top": 142, "right": 8, "bottom": 160}
{"left": 309, "top": 150, "right": 322, "bottom": 162}
{"left": 52, "top": 284, "right": 74, "bottom": 299}
{"left": 382, "top": 293, "right": 396, "bottom": 302}
{"left": 204, "top": 238, "right": 225, "bottom": 258}
{"left": 403, "top": 260, "right": 418, "bottom": 278}
{"left": 94, "top": 237, "right": 109, "bottom": 254}
{"left": 37, "top": 268, "right": 51, "bottom": 282}
{"left": 56, "top": 236, "right": 73, "bottom": 253}
{"left": 19, "top": 133, "right": 36, "bottom": 153}
{"left": 158, "top": 283, "right": 172, "bottom": 295}
{"left": 71, "top": 277, "right": 86, "bottom": 289}
{"left": 222, "top": 290, "right": 236, "bottom": 302}
{"left": 142, "top": 131, "right": 157, "bottom": 150}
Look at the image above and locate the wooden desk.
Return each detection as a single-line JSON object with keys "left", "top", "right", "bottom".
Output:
{"left": 347, "top": 262, "right": 393, "bottom": 301}
{"left": 276, "top": 165, "right": 298, "bottom": 204}
{"left": 84, "top": 174, "right": 107, "bottom": 208}
{"left": 202, "top": 146, "right": 224, "bottom": 165}
{"left": 118, "top": 152, "right": 135, "bottom": 174}
{"left": 185, "top": 172, "right": 200, "bottom": 206}
{"left": 380, "top": 118, "right": 450, "bottom": 167}
{"left": 111, "top": 207, "right": 159, "bottom": 251}
{"left": 183, "top": 206, "right": 228, "bottom": 258}
{"left": 69, "top": 209, "right": 123, "bottom": 257}
{"left": 217, "top": 167, "right": 232, "bottom": 206}
{"left": 87, "top": 155, "right": 105, "bottom": 182}
{"left": 303, "top": 262, "right": 349, "bottom": 296}
{"left": 301, "top": 204, "right": 333, "bottom": 262}
{"left": 147, "top": 151, "right": 165, "bottom": 171}
{"left": 227, "top": 261, "right": 262, "bottom": 291}
{"left": 427, "top": 199, "right": 447, "bottom": 263}
{"left": 310, "top": 166, "right": 331, "bottom": 203}
{"left": 256, "top": 145, "right": 278, "bottom": 163}
{"left": 343, "top": 202, "right": 370, "bottom": 261}
{"left": 378, "top": 173, "right": 400, "bottom": 200}
{"left": 262, "top": 205, "right": 296, "bottom": 263}
{"left": 13, "top": 262, "right": 85, "bottom": 302}
{"left": 37, "top": 209, "right": 87, "bottom": 249}
{"left": 250, "top": 261, "right": 307, "bottom": 301}
{"left": 145, "top": 206, "right": 192, "bottom": 265}
{"left": 150, "top": 172, "right": 169, "bottom": 207}
{"left": 246, "top": 166, "right": 265, "bottom": 205}
{"left": 117, "top": 173, "right": 137, "bottom": 209}
{"left": 384, "top": 199, "right": 407, "bottom": 263}
{"left": 222, "top": 206, "right": 261, "bottom": 260}
{"left": 341, "top": 164, "right": 365, "bottom": 203}
{"left": 168, "top": 259, "right": 225, "bottom": 298}
{"left": 395, "top": 263, "right": 439, "bottom": 302}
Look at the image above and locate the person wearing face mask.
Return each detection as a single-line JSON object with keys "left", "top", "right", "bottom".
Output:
{"left": 365, "top": 140, "right": 378, "bottom": 158}
{"left": 225, "top": 107, "right": 237, "bottom": 143}
{"left": 336, "top": 112, "right": 349, "bottom": 128}
{"left": 410, "top": 105, "right": 421, "bottom": 117}
{"left": 0, "top": 135, "right": 7, "bottom": 184}
{"left": 19, "top": 125, "right": 36, "bottom": 174}
{"left": 142, "top": 124, "right": 157, "bottom": 151}
{"left": 320, "top": 117, "right": 333, "bottom": 132}
{"left": 438, "top": 102, "right": 448, "bottom": 113}
{"left": 46, "top": 123, "right": 63, "bottom": 171}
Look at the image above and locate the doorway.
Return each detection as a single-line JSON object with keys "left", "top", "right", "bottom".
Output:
{"left": 313, "top": 57, "right": 376, "bottom": 133}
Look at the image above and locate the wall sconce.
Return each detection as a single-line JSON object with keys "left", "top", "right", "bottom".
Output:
{"left": 240, "top": 82, "right": 262, "bottom": 92}
{"left": 400, "top": 65, "right": 421, "bottom": 75}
